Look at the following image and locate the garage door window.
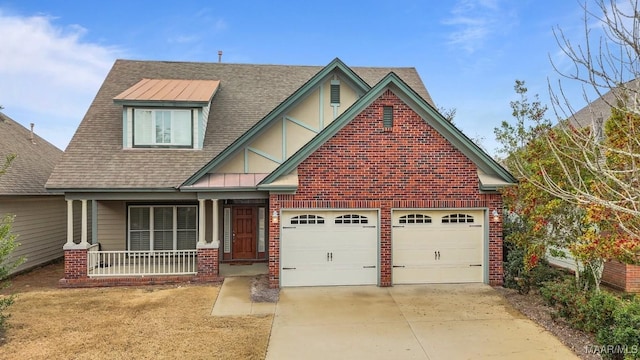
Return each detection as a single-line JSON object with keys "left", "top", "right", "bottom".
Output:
{"left": 335, "top": 214, "right": 369, "bottom": 224}
{"left": 441, "top": 213, "right": 474, "bottom": 223}
{"left": 290, "top": 214, "right": 325, "bottom": 225}
{"left": 399, "top": 214, "right": 432, "bottom": 224}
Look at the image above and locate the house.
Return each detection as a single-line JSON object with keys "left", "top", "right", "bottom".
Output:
{"left": 0, "top": 112, "right": 67, "bottom": 274}
{"left": 46, "top": 58, "right": 516, "bottom": 288}
{"left": 557, "top": 81, "right": 640, "bottom": 293}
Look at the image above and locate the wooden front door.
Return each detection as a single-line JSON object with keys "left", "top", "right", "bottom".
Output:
{"left": 232, "top": 207, "right": 256, "bottom": 259}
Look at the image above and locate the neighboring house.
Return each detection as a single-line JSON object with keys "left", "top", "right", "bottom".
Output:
{"left": 0, "top": 113, "right": 67, "bottom": 274}
{"left": 552, "top": 82, "right": 640, "bottom": 293}
{"left": 47, "top": 58, "right": 516, "bottom": 288}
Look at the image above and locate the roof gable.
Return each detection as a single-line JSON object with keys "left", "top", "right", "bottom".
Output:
{"left": 182, "top": 58, "right": 372, "bottom": 186}
{"left": 259, "top": 72, "right": 516, "bottom": 187}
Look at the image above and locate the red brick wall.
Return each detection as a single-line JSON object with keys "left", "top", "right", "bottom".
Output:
{"left": 602, "top": 260, "right": 640, "bottom": 293}
{"left": 269, "top": 90, "right": 504, "bottom": 288}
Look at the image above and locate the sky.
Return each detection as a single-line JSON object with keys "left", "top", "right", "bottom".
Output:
{"left": 0, "top": 0, "right": 613, "bottom": 155}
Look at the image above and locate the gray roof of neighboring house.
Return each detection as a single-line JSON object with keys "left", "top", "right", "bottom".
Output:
{"left": 570, "top": 79, "right": 640, "bottom": 129}
{"left": 46, "top": 59, "right": 433, "bottom": 190}
{"left": 0, "top": 113, "right": 63, "bottom": 195}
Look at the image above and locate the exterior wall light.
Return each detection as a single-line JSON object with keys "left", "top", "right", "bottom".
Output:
{"left": 492, "top": 209, "right": 500, "bottom": 222}
{"left": 272, "top": 210, "right": 279, "bottom": 224}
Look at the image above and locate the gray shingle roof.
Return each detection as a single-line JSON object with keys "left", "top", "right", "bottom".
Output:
{"left": 0, "top": 113, "right": 63, "bottom": 195}
{"left": 570, "top": 79, "right": 640, "bottom": 129}
{"left": 46, "top": 59, "right": 433, "bottom": 190}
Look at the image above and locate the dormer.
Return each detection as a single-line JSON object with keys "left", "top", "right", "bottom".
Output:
{"left": 114, "top": 79, "right": 220, "bottom": 149}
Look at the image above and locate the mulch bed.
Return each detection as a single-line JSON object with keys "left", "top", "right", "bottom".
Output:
{"left": 496, "top": 287, "right": 602, "bottom": 360}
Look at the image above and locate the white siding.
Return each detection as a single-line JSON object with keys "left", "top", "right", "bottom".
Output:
{"left": 0, "top": 196, "right": 66, "bottom": 274}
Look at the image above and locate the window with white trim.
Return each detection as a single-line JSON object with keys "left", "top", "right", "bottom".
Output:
{"left": 441, "top": 213, "right": 474, "bottom": 224}
{"left": 399, "top": 214, "right": 432, "bottom": 224}
{"left": 133, "top": 109, "right": 193, "bottom": 147}
{"left": 290, "top": 214, "right": 325, "bottom": 225}
{"left": 128, "top": 205, "right": 197, "bottom": 251}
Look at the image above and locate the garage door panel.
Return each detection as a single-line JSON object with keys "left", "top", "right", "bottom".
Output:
{"left": 392, "top": 210, "right": 484, "bottom": 284}
{"left": 281, "top": 210, "right": 378, "bottom": 287}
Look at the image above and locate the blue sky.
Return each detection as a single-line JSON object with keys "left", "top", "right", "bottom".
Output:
{"left": 0, "top": 1, "right": 599, "bottom": 154}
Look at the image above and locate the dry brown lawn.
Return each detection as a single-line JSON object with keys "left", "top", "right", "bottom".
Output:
{"left": 0, "top": 262, "right": 272, "bottom": 360}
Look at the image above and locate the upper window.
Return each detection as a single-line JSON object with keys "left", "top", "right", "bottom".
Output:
{"left": 441, "top": 213, "right": 474, "bottom": 224}
{"left": 399, "top": 214, "right": 432, "bottom": 224}
{"left": 133, "top": 109, "right": 193, "bottom": 147}
{"left": 335, "top": 214, "right": 369, "bottom": 224}
{"left": 290, "top": 214, "right": 325, "bottom": 225}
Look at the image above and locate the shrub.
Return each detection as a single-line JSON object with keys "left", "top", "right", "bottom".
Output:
{"left": 583, "top": 291, "right": 620, "bottom": 333}
{"left": 528, "top": 259, "right": 565, "bottom": 288}
{"left": 504, "top": 245, "right": 525, "bottom": 290}
{"left": 596, "top": 300, "right": 640, "bottom": 360}
{"left": 0, "top": 214, "right": 25, "bottom": 331}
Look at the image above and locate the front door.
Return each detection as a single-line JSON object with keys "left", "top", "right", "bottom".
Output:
{"left": 232, "top": 207, "right": 256, "bottom": 259}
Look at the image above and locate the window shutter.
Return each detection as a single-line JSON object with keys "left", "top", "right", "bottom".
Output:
{"left": 383, "top": 106, "right": 393, "bottom": 128}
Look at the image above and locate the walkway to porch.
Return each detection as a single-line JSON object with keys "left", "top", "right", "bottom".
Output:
{"left": 219, "top": 263, "right": 268, "bottom": 277}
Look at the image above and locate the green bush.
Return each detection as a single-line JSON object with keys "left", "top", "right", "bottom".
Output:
{"left": 583, "top": 291, "right": 620, "bottom": 333}
{"left": 540, "top": 278, "right": 587, "bottom": 325}
{"left": 503, "top": 245, "right": 525, "bottom": 290}
{"left": 528, "top": 260, "right": 565, "bottom": 288}
{"left": 596, "top": 300, "right": 640, "bottom": 360}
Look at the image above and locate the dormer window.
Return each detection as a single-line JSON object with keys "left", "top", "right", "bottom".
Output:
{"left": 133, "top": 109, "right": 193, "bottom": 147}
{"left": 114, "top": 78, "right": 220, "bottom": 150}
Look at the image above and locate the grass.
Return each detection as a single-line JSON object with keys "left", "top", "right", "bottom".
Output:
{"left": 0, "top": 263, "right": 272, "bottom": 359}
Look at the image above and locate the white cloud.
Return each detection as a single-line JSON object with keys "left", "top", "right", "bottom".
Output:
{"left": 443, "top": 0, "right": 515, "bottom": 54}
{"left": 0, "top": 10, "right": 122, "bottom": 148}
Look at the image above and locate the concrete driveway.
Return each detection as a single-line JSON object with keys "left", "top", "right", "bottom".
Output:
{"left": 266, "top": 284, "right": 579, "bottom": 360}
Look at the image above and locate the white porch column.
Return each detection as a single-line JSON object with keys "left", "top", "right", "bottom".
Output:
{"left": 198, "top": 199, "right": 206, "bottom": 245}
{"left": 211, "top": 199, "right": 219, "bottom": 246}
{"left": 81, "top": 199, "right": 88, "bottom": 246}
{"left": 65, "top": 200, "right": 74, "bottom": 246}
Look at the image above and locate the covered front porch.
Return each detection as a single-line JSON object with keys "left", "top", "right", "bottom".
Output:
{"left": 59, "top": 190, "right": 270, "bottom": 287}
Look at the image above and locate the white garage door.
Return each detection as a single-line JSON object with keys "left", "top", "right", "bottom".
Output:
{"left": 281, "top": 210, "right": 378, "bottom": 287}
{"left": 392, "top": 210, "right": 484, "bottom": 284}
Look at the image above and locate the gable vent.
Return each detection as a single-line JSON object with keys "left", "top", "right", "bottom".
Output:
{"left": 330, "top": 80, "right": 340, "bottom": 104}
{"left": 383, "top": 106, "right": 393, "bottom": 128}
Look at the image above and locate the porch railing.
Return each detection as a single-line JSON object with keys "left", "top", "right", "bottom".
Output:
{"left": 87, "top": 247, "right": 197, "bottom": 277}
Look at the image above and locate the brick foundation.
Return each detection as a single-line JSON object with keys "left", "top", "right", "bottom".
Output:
{"left": 63, "top": 248, "right": 88, "bottom": 279}
{"left": 196, "top": 247, "right": 220, "bottom": 282}
{"left": 59, "top": 247, "right": 222, "bottom": 288}
{"left": 268, "top": 90, "right": 505, "bottom": 288}
{"left": 602, "top": 260, "right": 640, "bottom": 293}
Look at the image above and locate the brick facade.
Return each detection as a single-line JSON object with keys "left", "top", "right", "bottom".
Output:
{"left": 268, "top": 90, "right": 504, "bottom": 288}
{"left": 602, "top": 260, "right": 640, "bottom": 293}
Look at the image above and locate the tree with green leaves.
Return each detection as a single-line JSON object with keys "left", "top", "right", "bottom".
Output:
{"left": 496, "top": 0, "right": 640, "bottom": 291}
